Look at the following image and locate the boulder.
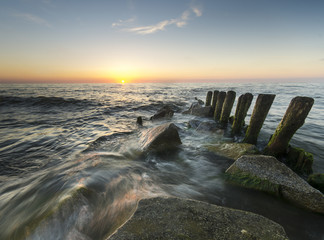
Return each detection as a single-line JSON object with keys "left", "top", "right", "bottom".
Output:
{"left": 109, "top": 197, "right": 288, "bottom": 240}
{"left": 140, "top": 123, "right": 182, "bottom": 151}
{"left": 308, "top": 173, "right": 324, "bottom": 194}
{"left": 206, "top": 143, "right": 258, "bottom": 160}
{"left": 226, "top": 155, "right": 324, "bottom": 214}
{"left": 150, "top": 106, "right": 174, "bottom": 121}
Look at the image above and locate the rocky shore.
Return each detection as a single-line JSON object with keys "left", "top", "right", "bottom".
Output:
{"left": 108, "top": 93, "right": 324, "bottom": 239}
{"left": 110, "top": 197, "right": 288, "bottom": 240}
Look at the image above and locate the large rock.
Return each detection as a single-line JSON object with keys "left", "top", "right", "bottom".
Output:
{"left": 226, "top": 155, "right": 324, "bottom": 214}
{"left": 206, "top": 143, "right": 258, "bottom": 160}
{"left": 109, "top": 197, "right": 288, "bottom": 240}
{"left": 150, "top": 106, "right": 174, "bottom": 120}
{"left": 140, "top": 123, "right": 182, "bottom": 151}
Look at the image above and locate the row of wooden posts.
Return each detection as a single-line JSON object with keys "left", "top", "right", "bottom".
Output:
{"left": 205, "top": 90, "right": 314, "bottom": 157}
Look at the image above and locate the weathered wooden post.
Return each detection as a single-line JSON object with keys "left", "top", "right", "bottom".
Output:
{"left": 211, "top": 90, "right": 219, "bottom": 112}
{"left": 205, "top": 91, "right": 213, "bottom": 107}
{"left": 220, "top": 91, "right": 236, "bottom": 124}
{"left": 264, "top": 96, "right": 314, "bottom": 157}
{"left": 213, "top": 91, "right": 226, "bottom": 121}
{"left": 231, "top": 93, "right": 253, "bottom": 135}
{"left": 243, "top": 94, "right": 276, "bottom": 144}
{"left": 136, "top": 116, "right": 143, "bottom": 126}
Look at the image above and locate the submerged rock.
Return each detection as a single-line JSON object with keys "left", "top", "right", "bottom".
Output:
{"left": 196, "top": 121, "right": 222, "bottom": 133}
{"left": 187, "top": 119, "right": 202, "bottom": 129}
{"left": 308, "top": 173, "right": 324, "bottom": 194}
{"left": 226, "top": 155, "right": 324, "bottom": 214}
{"left": 109, "top": 197, "right": 288, "bottom": 240}
{"left": 206, "top": 143, "right": 258, "bottom": 160}
{"left": 140, "top": 123, "right": 182, "bottom": 151}
{"left": 150, "top": 105, "right": 174, "bottom": 121}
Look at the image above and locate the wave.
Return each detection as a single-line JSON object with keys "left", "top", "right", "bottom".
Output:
{"left": 0, "top": 95, "right": 101, "bottom": 108}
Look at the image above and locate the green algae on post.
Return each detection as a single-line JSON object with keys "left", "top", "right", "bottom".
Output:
{"left": 264, "top": 96, "right": 314, "bottom": 157}
{"left": 232, "top": 93, "right": 253, "bottom": 135}
{"left": 205, "top": 91, "right": 213, "bottom": 107}
{"left": 213, "top": 91, "right": 226, "bottom": 121}
{"left": 211, "top": 90, "right": 219, "bottom": 112}
{"left": 220, "top": 90, "right": 236, "bottom": 125}
{"left": 244, "top": 94, "right": 275, "bottom": 144}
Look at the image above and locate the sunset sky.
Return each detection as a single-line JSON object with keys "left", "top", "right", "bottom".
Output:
{"left": 0, "top": 0, "right": 323, "bottom": 83}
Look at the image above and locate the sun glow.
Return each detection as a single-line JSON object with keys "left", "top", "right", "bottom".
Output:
{"left": 121, "top": 79, "right": 125, "bottom": 84}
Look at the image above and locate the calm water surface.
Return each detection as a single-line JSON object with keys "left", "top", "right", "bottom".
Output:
{"left": 0, "top": 83, "right": 324, "bottom": 240}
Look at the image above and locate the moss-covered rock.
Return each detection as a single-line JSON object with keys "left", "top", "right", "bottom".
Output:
{"left": 286, "top": 147, "right": 313, "bottom": 175}
{"left": 308, "top": 173, "right": 324, "bottom": 194}
{"left": 109, "top": 197, "right": 288, "bottom": 240}
{"left": 206, "top": 143, "right": 259, "bottom": 160}
{"left": 226, "top": 155, "right": 324, "bottom": 214}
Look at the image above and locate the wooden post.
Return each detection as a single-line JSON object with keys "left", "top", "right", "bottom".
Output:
{"left": 244, "top": 94, "right": 276, "bottom": 144}
{"left": 205, "top": 91, "right": 213, "bottom": 107}
{"left": 213, "top": 91, "right": 226, "bottom": 121}
{"left": 264, "top": 96, "right": 314, "bottom": 157}
{"left": 220, "top": 91, "right": 236, "bottom": 124}
{"left": 231, "top": 93, "right": 253, "bottom": 135}
{"left": 211, "top": 90, "right": 219, "bottom": 112}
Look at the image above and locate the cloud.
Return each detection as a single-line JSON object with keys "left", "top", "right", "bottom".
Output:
{"left": 114, "top": 5, "right": 202, "bottom": 35}
{"left": 13, "top": 13, "right": 51, "bottom": 28}
{"left": 126, "top": 20, "right": 172, "bottom": 34}
{"left": 191, "top": 6, "right": 202, "bottom": 17}
{"left": 112, "top": 17, "right": 136, "bottom": 28}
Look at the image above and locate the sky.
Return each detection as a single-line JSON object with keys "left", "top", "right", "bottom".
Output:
{"left": 0, "top": 0, "right": 323, "bottom": 83}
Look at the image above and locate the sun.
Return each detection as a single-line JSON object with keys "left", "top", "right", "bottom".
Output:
{"left": 121, "top": 79, "right": 125, "bottom": 84}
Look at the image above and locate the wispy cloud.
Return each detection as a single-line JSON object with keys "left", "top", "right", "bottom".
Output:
{"left": 112, "top": 17, "right": 136, "bottom": 28}
{"left": 191, "top": 6, "right": 202, "bottom": 17}
{"left": 113, "top": 5, "right": 203, "bottom": 35}
{"left": 13, "top": 12, "right": 51, "bottom": 28}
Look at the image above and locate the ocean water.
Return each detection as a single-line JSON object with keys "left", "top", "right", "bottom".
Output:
{"left": 0, "top": 82, "right": 324, "bottom": 240}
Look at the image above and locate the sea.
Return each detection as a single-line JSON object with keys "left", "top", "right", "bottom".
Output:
{"left": 0, "top": 82, "right": 324, "bottom": 240}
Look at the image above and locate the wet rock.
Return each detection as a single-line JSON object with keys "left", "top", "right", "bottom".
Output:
{"left": 308, "top": 174, "right": 324, "bottom": 194}
{"left": 191, "top": 106, "right": 213, "bottom": 117}
{"left": 187, "top": 119, "right": 202, "bottom": 129}
{"left": 109, "top": 197, "right": 288, "bottom": 240}
{"left": 285, "top": 146, "right": 313, "bottom": 175}
{"left": 183, "top": 103, "right": 213, "bottom": 117}
{"left": 206, "top": 143, "right": 258, "bottom": 160}
{"left": 196, "top": 121, "right": 223, "bottom": 133}
{"left": 195, "top": 97, "right": 204, "bottom": 105}
{"left": 196, "top": 121, "right": 219, "bottom": 132}
{"left": 150, "top": 106, "right": 174, "bottom": 121}
{"left": 140, "top": 123, "right": 182, "bottom": 151}
{"left": 226, "top": 155, "right": 324, "bottom": 214}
